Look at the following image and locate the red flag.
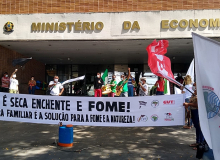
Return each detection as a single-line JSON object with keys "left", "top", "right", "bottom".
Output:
{"left": 146, "top": 40, "right": 182, "bottom": 86}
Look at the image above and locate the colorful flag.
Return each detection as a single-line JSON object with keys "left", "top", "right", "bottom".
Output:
{"left": 164, "top": 79, "right": 170, "bottom": 95}
{"left": 192, "top": 32, "right": 220, "bottom": 160}
{"left": 146, "top": 40, "right": 182, "bottom": 87}
{"left": 102, "top": 69, "right": 108, "bottom": 85}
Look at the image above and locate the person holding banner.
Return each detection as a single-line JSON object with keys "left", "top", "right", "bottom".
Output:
{"left": 183, "top": 84, "right": 204, "bottom": 150}
{"left": 138, "top": 77, "right": 148, "bottom": 96}
{"left": 48, "top": 76, "right": 64, "bottom": 96}
{"left": 94, "top": 72, "right": 104, "bottom": 97}
{"left": 154, "top": 77, "right": 165, "bottom": 95}
{"left": 108, "top": 75, "right": 117, "bottom": 97}
{"left": 9, "top": 69, "right": 19, "bottom": 94}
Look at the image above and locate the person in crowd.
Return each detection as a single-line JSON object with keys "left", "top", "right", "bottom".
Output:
{"left": 28, "top": 76, "right": 36, "bottom": 94}
{"left": 117, "top": 68, "right": 130, "bottom": 97}
{"left": 138, "top": 77, "right": 148, "bottom": 96}
{"left": 48, "top": 75, "right": 64, "bottom": 96}
{"left": 108, "top": 75, "right": 117, "bottom": 97}
{"left": 9, "top": 69, "right": 19, "bottom": 94}
{"left": 154, "top": 77, "right": 165, "bottom": 95}
{"left": 1, "top": 72, "right": 10, "bottom": 92}
{"left": 94, "top": 72, "right": 104, "bottom": 97}
{"left": 128, "top": 75, "right": 135, "bottom": 97}
{"left": 183, "top": 83, "right": 204, "bottom": 150}
{"left": 182, "top": 75, "right": 193, "bottom": 129}
{"left": 175, "top": 73, "right": 184, "bottom": 88}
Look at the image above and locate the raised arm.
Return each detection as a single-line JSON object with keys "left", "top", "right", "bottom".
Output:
{"left": 127, "top": 68, "right": 131, "bottom": 79}
{"left": 10, "top": 69, "right": 17, "bottom": 79}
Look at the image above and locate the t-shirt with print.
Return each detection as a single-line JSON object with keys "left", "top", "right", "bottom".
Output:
{"left": 156, "top": 80, "right": 165, "bottom": 92}
{"left": 49, "top": 81, "right": 63, "bottom": 96}
{"left": 117, "top": 79, "right": 128, "bottom": 93}
{"left": 9, "top": 78, "right": 19, "bottom": 90}
{"left": 110, "top": 80, "right": 117, "bottom": 93}
{"left": 139, "top": 83, "right": 148, "bottom": 96}
{"left": 183, "top": 84, "right": 193, "bottom": 99}
{"left": 2, "top": 77, "right": 10, "bottom": 88}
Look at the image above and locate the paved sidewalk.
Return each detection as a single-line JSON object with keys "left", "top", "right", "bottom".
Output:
{"left": 0, "top": 121, "right": 198, "bottom": 160}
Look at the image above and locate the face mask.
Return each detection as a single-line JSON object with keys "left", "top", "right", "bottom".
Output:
{"left": 31, "top": 78, "right": 34, "bottom": 80}
{"left": 192, "top": 86, "right": 196, "bottom": 91}
{"left": 12, "top": 75, "right": 16, "bottom": 78}
{"left": 54, "top": 79, "right": 58, "bottom": 82}
{"left": 97, "top": 75, "right": 100, "bottom": 78}
{"left": 121, "top": 78, "right": 123, "bottom": 80}
{"left": 5, "top": 75, "right": 8, "bottom": 77}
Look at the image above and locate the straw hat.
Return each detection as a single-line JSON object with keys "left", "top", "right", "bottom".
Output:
{"left": 140, "top": 77, "right": 147, "bottom": 82}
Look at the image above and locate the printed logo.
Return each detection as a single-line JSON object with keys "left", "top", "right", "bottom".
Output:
{"left": 163, "top": 100, "right": 175, "bottom": 105}
{"left": 203, "top": 86, "right": 220, "bottom": 119}
{"left": 137, "top": 115, "right": 148, "bottom": 122}
{"left": 139, "top": 101, "right": 147, "bottom": 109}
{"left": 151, "top": 100, "right": 159, "bottom": 108}
{"left": 164, "top": 113, "right": 174, "bottom": 121}
{"left": 151, "top": 114, "right": 159, "bottom": 122}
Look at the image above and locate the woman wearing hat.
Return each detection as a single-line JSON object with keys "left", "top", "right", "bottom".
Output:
{"left": 138, "top": 77, "right": 148, "bottom": 96}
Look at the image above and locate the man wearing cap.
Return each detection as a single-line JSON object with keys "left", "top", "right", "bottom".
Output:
{"left": 138, "top": 77, "right": 148, "bottom": 96}
{"left": 9, "top": 69, "right": 19, "bottom": 94}
{"left": 48, "top": 76, "right": 64, "bottom": 96}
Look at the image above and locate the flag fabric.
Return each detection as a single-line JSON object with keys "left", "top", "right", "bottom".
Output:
{"left": 186, "top": 59, "right": 195, "bottom": 83}
{"left": 146, "top": 40, "right": 183, "bottom": 87}
{"left": 164, "top": 79, "right": 170, "bottom": 95}
{"left": 12, "top": 57, "right": 32, "bottom": 67}
{"left": 192, "top": 32, "right": 220, "bottom": 160}
{"left": 101, "top": 69, "right": 108, "bottom": 85}
{"left": 61, "top": 75, "right": 85, "bottom": 86}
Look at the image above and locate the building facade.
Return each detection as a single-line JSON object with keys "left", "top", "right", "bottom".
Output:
{"left": 0, "top": 0, "right": 219, "bottom": 95}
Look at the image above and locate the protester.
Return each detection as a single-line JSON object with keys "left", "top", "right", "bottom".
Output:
{"left": 9, "top": 69, "right": 19, "bottom": 94}
{"left": 48, "top": 76, "right": 64, "bottom": 96}
{"left": 138, "top": 77, "right": 148, "bottom": 96}
{"left": 128, "top": 76, "right": 135, "bottom": 97}
{"left": 28, "top": 76, "right": 36, "bottom": 94}
{"left": 94, "top": 72, "right": 104, "bottom": 97}
{"left": 182, "top": 75, "right": 193, "bottom": 129}
{"left": 183, "top": 83, "right": 204, "bottom": 150}
{"left": 108, "top": 75, "right": 117, "bottom": 97}
{"left": 175, "top": 73, "right": 184, "bottom": 89}
{"left": 1, "top": 72, "right": 10, "bottom": 92}
{"left": 154, "top": 77, "right": 165, "bottom": 95}
{"left": 117, "top": 68, "right": 130, "bottom": 97}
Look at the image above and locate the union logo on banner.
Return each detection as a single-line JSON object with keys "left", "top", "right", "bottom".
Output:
{"left": 203, "top": 86, "right": 220, "bottom": 119}
{"left": 151, "top": 100, "right": 159, "bottom": 108}
{"left": 164, "top": 113, "right": 174, "bottom": 121}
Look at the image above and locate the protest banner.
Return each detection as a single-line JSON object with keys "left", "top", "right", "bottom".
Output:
{"left": 0, "top": 93, "right": 184, "bottom": 127}
{"left": 192, "top": 32, "right": 220, "bottom": 160}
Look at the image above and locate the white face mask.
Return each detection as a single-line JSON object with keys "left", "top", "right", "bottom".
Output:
{"left": 54, "top": 79, "right": 58, "bottom": 82}
{"left": 121, "top": 78, "right": 123, "bottom": 80}
{"left": 12, "top": 75, "right": 16, "bottom": 78}
{"left": 5, "top": 75, "right": 8, "bottom": 77}
{"left": 31, "top": 78, "right": 34, "bottom": 80}
{"left": 192, "top": 86, "right": 196, "bottom": 91}
{"left": 97, "top": 75, "right": 100, "bottom": 78}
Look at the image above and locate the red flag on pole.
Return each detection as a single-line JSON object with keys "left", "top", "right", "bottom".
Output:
{"left": 146, "top": 40, "right": 182, "bottom": 87}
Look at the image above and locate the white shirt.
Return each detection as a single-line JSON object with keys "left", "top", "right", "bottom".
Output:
{"left": 139, "top": 83, "right": 148, "bottom": 96}
{"left": 183, "top": 84, "right": 193, "bottom": 99}
{"left": 49, "top": 81, "right": 63, "bottom": 96}
{"left": 9, "top": 78, "right": 18, "bottom": 90}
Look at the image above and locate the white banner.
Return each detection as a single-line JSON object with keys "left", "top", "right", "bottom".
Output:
{"left": 192, "top": 33, "right": 220, "bottom": 160}
{"left": 0, "top": 93, "right": 184, "bottom": 127}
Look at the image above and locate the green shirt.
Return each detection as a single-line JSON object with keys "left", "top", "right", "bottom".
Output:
{"left": 117, "top": 79, "right": 128, "bottom": 93}
{"left": 110, "top": 80, "right": 117, "bottom": 93}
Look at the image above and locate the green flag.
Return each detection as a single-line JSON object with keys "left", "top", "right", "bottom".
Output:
{"left": 164, "top": 79, "right": 170, "bottom": 95}
{"left": 101, "top": 69, "right": 108, "bottom": 85}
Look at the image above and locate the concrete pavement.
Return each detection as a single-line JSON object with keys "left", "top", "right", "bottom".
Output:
{"left": 0, "top": 121, "right": 198, "bottom": 160}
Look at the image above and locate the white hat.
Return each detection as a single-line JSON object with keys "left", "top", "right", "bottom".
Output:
{"left": 140, "top": 77, "right": 147, "bottom": 81}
